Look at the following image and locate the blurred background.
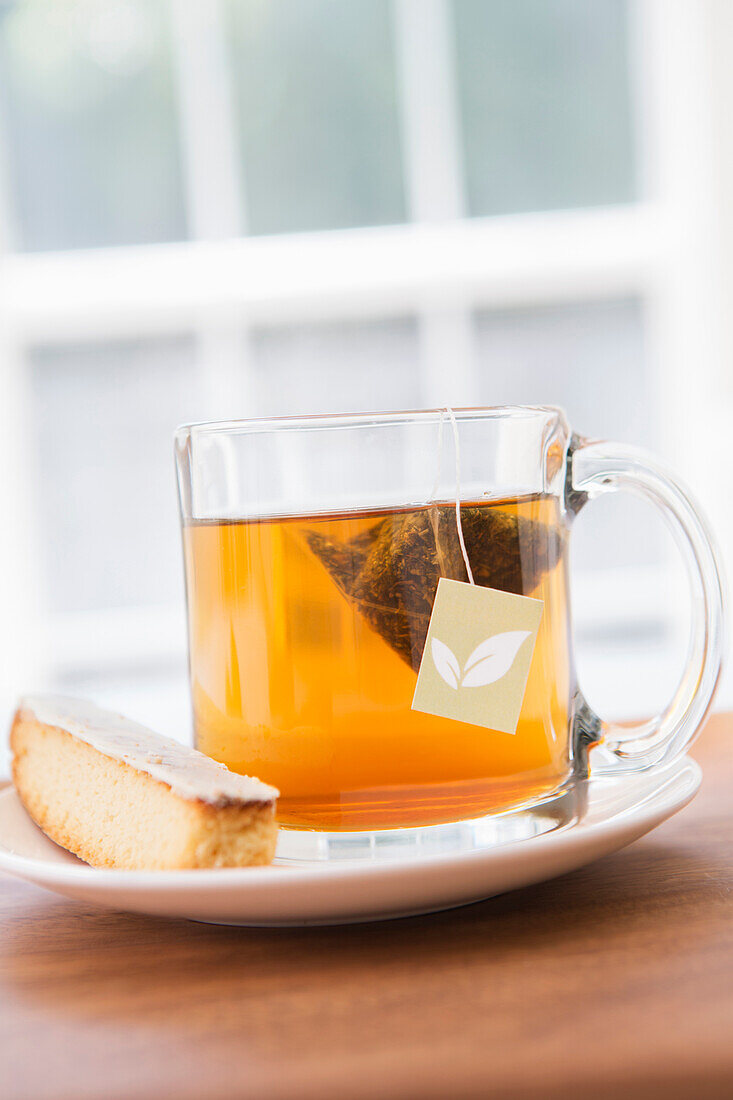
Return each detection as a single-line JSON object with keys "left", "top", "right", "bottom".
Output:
{"left": 1, "top": 0, "right": 732, "bottom": 760}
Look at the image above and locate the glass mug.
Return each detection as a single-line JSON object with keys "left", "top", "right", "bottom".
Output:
{"left": 175, "top": 408, "right": 724, "bottom": 850}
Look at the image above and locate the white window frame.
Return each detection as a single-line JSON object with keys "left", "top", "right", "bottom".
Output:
{"left": 0, "top": 0, "right": 729, "bottom": 707}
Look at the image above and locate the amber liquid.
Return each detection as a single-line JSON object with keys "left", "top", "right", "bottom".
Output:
{"left": 184, "top": 497, "right": 573, "bottom": 830}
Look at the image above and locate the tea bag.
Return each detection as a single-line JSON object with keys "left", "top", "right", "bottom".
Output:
{"left": 304, "top": 409, "right": 563, "bottom": 670}
{"left": 304, "top": 503, "right": 563, "bottom": 671}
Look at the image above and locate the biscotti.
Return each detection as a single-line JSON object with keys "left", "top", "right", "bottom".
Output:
{"left": 11, "top": 696, "right": 279, "bottom": 870}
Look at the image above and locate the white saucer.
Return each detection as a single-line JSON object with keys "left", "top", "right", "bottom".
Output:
{"left": 0, "top": 758, "right": 700, "bottom": 926}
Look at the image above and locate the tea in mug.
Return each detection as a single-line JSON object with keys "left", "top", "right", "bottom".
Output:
{"left": 183, "top": 496, "right": 573, "bottom": 829}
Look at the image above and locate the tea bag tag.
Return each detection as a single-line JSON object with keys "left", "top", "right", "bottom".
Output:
{"left": 411, "top": 578, "right": 543, "bottom": 735}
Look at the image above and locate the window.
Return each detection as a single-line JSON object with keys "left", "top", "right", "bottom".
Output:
{"left": 453, "top": 0, "right": 637, "bottom": 215}
{"left": 252, "top": 317, "right": 421, "bottom": 415}
{"left": 30, "top": 335, "right": 197, "bottom": 612}
{"left": 1, "top": 0, "right": 728, "bottom": 753}
{"left": 226, "top": 0, "right": 406, "bottom": 235}
{"left": 0, "top": 0, "right": 185, "bottom": 250}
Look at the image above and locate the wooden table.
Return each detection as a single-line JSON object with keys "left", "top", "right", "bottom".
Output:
{"left": 2, "top": 714, "right": 732, "bottom": 1100}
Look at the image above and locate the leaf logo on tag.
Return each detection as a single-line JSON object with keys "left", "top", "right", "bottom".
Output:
{"left": 412, "top": 579, "right": 543, "bottom": 735}
{"left": 431, "top": 632, "right": 531, "bottom": 690}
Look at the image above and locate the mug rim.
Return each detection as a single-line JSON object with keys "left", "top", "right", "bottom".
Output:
{"left": 175, "top": 404, "right": 567, "bottom": 441}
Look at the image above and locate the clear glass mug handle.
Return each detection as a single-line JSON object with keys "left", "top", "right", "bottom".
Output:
{"left": 568, "top": 437, "right": 726, "bottom": 774}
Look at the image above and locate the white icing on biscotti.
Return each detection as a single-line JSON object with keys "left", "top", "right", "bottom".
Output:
{"left": 19, "top": 695, "right": 278, "bottom": 808}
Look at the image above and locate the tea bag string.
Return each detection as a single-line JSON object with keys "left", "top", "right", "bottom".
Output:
{"left": 431, "top": 408, "right": 474, "bottom": 585}
{"left": 446, "top": 407, "right": 475, "bottom": 585}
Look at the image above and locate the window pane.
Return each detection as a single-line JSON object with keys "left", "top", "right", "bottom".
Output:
{"left": 0, "top": 0, "right": 186, "bottom": 251}
{"left": 227, "top": 0, "right": 406, "bottom": 235}
{"left": 473, "top": 298, "right": 656, "bottom": 571}
{"left": 474, "top": 298, "right": 648, "bottom": 441}
{"left": 452, "top": 0, "right": 636, "bottom": 216}
{"left": 251, "top": 317, "right": 420, "bottom": 415}
{"left": 30, "top": 336, "right": 197, "bottom": 613}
